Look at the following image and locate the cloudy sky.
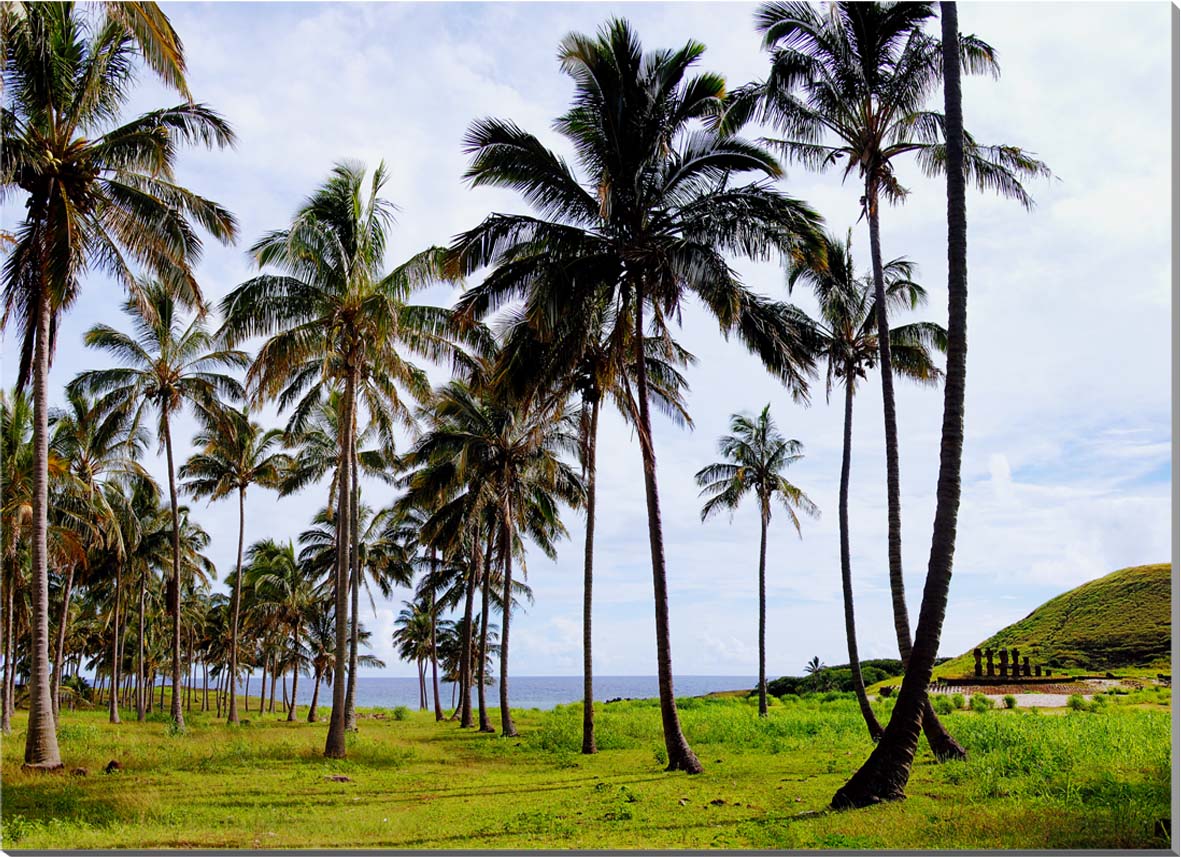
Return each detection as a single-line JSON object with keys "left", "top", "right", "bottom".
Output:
{"left": 2, "top": 2, "right": 1172, "bottom": 679}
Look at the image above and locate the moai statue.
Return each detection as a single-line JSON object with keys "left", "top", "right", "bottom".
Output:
{"left": 986, "top": 648, "right": 995, "bottom": 677}
{"left": 1023, "top": 656, "right": 1031, "bottom": 677}
{"left": 1034, "top": 664, "right": 1042, "bottom": 677}
{"left": 1044, "top": 668, "right": 1052, "bottom": 678}
{"left": 1011, "top": 649, "right": 1020, "bottom": 679}
{"left": 973, "top": 648, "right": 983, "bottom": 678}
{"left": 999, "top": 648, "right": 1009, "bottom": 678}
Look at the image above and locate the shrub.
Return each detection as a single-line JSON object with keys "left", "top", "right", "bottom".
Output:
{"left": 951, "top": 693, "right": 965, "bottom": 710}
{"left": 878, "top": 686, "right": 893, "bottom": 698}
{"left": 970, "top": 693, "right": 995, "bottom": 713}
{"left": 932, "top": 695, "right": 955, "bottom": 715}
{"left": 1003, "top": 695, "right": 1018, "bottom": 709}
{"left": 392, "top": 705, "right": 410, "bottom": 721}
{"left": 1067, "top": 694, "right": 1088, "bottom": 711}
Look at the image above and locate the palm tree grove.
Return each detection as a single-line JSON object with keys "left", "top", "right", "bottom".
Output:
{"left": 0, "top": 1, "right": 1172, "bottom": 851}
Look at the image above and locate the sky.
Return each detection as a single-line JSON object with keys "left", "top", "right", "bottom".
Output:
{"left": 1, "top": 1, "right": 1173, "bottom": 680}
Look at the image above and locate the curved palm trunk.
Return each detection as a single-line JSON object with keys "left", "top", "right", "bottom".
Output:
{"left": 418, "top": 661, "right": 427, "bottom": 710}
{"left": 866, "top": 164, "right": 965, "bottom": 763}
{"left": 456, "top": 546, "right": 477, "bottom": 727}
{"left": 756, "top": 504, "right": 769, "bottom": 718}
{"left": 136, "top": 565, "right": 146, "bottom": 721}
{"left": 308, "top": 667, "right": 322, "bottom": 722}
{"left": 497, "top": 515, "right": 517, "bottom": 738}
{"left": 429, "top": 552, "right": 443, "bottom": 722}
{"left": 51, "top": 564, "right": 75, "bottom": 720}
{"left": 834, "top": 9, "right": 969, "bottom": 806}
{"left": 24, "top": 288, "right": 62, "bottom": 769}
{"left": 839, "top": 378, "right": 883, "bottom": 740}
{"left": 228, "top": 488, "right": 246, "bottom": 724}
{"left": 344, "top": 449, "right": 360, "bottom": 732}
{"left": 477, "top": 533, "right": 494, "bottom": 733}
{"left": 581, "top": 395, "right": 601, "bottom": 753}
{"left": 324, "top": 375, "right": 355, "bottom": 757}
{"left": 632, "top": 288, "right": 701, "bottom": 774}
{"left": 110, "top": 561, "right": 122, "bottom": 724}
{"left": 162, "top": 416, "right": 185, "bottom": 728}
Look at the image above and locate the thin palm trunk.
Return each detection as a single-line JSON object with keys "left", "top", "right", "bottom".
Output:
{"left": 162, "top": 416, "right": 185, "bottom": 728}
{"left": 456, "top": 541, "right": 477, "bottom": 728}
{"left": 324, "top": 374, "right": 355, "bottom": 757}
{"left": 51, "top": 564, "right": 75, "bottom": 720}
{"left": 269, "top": 658, "right": 278, "bottom": 713}
{"left": 308, "top": 667, "right": 322, "bottom": 722}
{"left": 867, "top": 163, "right": 965, "bottom": 763}
{"left": 287, "top": 623, "right": 301, "bottom": 722}
{"left": 581, "top": 395, "right": 600, "bottom": 753}
{"left": 110, "top": 561, "right": 122, "bottom": 724}
{"left": 756, "top": 503, "right": 769, "bottom": 718}
{"left": 477, "top": 533, "right": 494, "bottom": 733}
{"left": 259, "top": 653, "right": 268, "bottom": 714}
{"left": 228, "top": 488, "right": 246, "bottom": 723}
{"left": 834, "top": 7, "right": 969, "bottom": 805}
{"left": 429, "top": 549, "right": 443, "bottom": 721}
{"left": 4, "top": 579, "right": 15, "bottom": 733}
{"left": 344, "top": 448, "right": 360, "bottom": 731}
{"left": 839, "top": 376, "right": 883, "bottom": 739}
{"left": 632, "top": 287, "right": 701, "bottom": 774}
{"left": 497, "top": 514, "right": 517, "bottom": 738}
{"left": 24, "top": 287, "right": 62, "bottom": 768}
{"left": 136, "top": 565, "right": 146, "bottom": 720}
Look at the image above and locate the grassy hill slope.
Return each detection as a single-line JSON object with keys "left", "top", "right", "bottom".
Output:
{"left": 935, "top": 563, "right": 1171, "bottom": 677}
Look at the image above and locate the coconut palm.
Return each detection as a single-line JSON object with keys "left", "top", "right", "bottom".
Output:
{"left": 695, "top": 405, "right": 818, "bottom": 718}
{"left": 834, "top": 2, "right": 974, "bottom": 807}
{"left": 450, "top": 19, "right": 824, "bottom": 772}
{"left": 0, "top": 3, "right": 235, "bottom": 766}
{"left": 180, "top": 406, "right": 288, "bottom": 723}
{"left": 219, "top": 161, "right": 477, "bottom": 759}
{"left": 788, "top": 230, "right": 945, "bottom": 739}
{"left": 392, "top": 600, "right": 435, "bottom": 710}
{"left": 749, "top": 1, "right": 1047, "bottom": 760}
{"left": 70, "top": 282, "right": 247, "bottom": 727}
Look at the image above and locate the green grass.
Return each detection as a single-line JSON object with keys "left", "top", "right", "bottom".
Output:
{"left": 935, "top": 563, "right": 1171, "bottom": 678}
{"left": 1, "top": 691, "right": 1171, "bottom": 850}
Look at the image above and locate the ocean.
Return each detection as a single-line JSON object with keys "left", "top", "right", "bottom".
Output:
{"left": 235, "top": 675, "right": 758, "bottom": 712}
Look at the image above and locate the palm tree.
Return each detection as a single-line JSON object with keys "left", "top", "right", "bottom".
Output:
{"left": 180, "top": 406, "right": 288, "bottom": 723}
{"left": 70, "top": 282, "right": 247, "bottom": 727}
{"left": 0, "top": 2, "right": 236, "bottom": 768}
{"left": 219, "top": 161, "right": 475, "bottom": 759}
{"left": 788, "top": 231, "right": 945, "bottom": 740}
{"left": 804, "top": 656, "right": 826, "bottom": 676}
{"left": 834, "top": 1, "right": 973, "bottom": 808}
{"left": 450, "top": 19, "right": 824, "bottom": 773}
{"left": 392, "top": 601, "right": 435, "bottom": 710}
{"left": 749, "top": 1, "right": 1047, "bottom": 760}
{"left": 695, "top": 405, "right": 818, "bottom": 718}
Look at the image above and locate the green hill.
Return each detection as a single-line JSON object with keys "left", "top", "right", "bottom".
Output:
{"left": 935, "top": 563, "right": 1171, "bottom": 677}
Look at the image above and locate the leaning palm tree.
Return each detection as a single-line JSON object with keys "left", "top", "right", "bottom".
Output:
{"left": 180, "top": 406, "right": 288, "bottom": 723}
{"left": 70, "top": 282, "right": 247, "bottom": 728}
{"left": 695, "top": 405, "right": 818, "bottom": 718}
{"left": 834, "top": 2, "right": 974, "bottom": 807}
{"left": 1, "top": 2, "right": 236, "bottom": 767}
{"left": 219, "top": 161, "right": 476, "bottom": 759}
{"left": 789, "top": 231, "right": 945, "bottom": 739}
{"left": 748, "top": 0, "right": 1047, "bottom": 760}
{"left": 450, "top": 19, "right": 824, "bottom": 773}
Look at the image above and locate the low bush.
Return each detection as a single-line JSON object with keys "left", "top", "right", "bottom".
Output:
{"left": 932, "top": 695, "right": 955, "bottom": 715}
{"left": 951, "top": 693, "right": 966, "bottom": 710}
{"left": 1067, "top": 694, "right": 1088, "bottom": 711}
{"left": 1003, "top": 695, "right": 1018, "bottom": 709}
{"left": 970, "top": 693, "right": 994, "bottom": 713}
{"left": 392, "top": 706, "right": 410, "bottom": 721}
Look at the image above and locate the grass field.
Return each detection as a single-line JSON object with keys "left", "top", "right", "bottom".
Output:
{"left": 0, "top": 691, "right": 1172, "bottom": 850}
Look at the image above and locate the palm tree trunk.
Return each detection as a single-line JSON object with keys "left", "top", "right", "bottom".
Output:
{"left": 429, "top": 549, "right": 443, "bottom": 722}
{"left": 866, "top": 158, "right": 965, "bottom": 763}
{"left": 287, "top": 624, "right": 301, "bottom": 722}
{"left": 344, "top": 447, "right": 360, "bottom": 731}
{"left": 110, "top": 561, "right": 122, "bottom": 724}
{"left": 834, "top": 7, "right": 970, "bottom": 806}
{"left": 162, "top": 415, "right": 185, "bottom": 729}
{"left": 3, "top": 578, "right": 15, "bottom": 734}
{"left": 308, "top": 667, "right": 322, "bottom": 722}
{"left": 581, "top": 394, "right": 600, "bottom": 753}
{"left": 269, "top": 658, "right": 278, "bottom": 713}
{"left": 757, "top": 504, "right": 770, "bottom": 719}
{"left": 51, "top": 564, "right": 75, "bottom": 720}
{"left": 418, "top": 661, "right": 427, "bottom": 710}
{"left": 228, "top": 487, "right": 246, "bottom": 724}
{"left": 24, "top": 286, "right": 62, "bottom": 769}
{"left": 456, "top": 540, "right": 477, "bottom": 728}
{"left": 477, "top": 533, "right": 494, "bottom": 733}
{"left": 324, "top": 373, "right": 355, "bottom": 758}
{"left": 202, "top": 661, "right": 208, "bottom": 712}
{"left": 498, "top": 515, "right": 517, "bottom": 738}
{"left": 839, "top": 377, "right": 883, "bottom": 740}
{"left": 137, "top": 565, "right": 146, "bottom": 721}
{"left": 631, "top": 286, "right": 701, "bottom": 774}
{"left": 259, "top": 653, "right": 268, "bottom": 714}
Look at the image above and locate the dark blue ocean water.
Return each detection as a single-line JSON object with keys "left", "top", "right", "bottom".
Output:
{"left": 237, "top": 675, "right": 757, "bottom": 712}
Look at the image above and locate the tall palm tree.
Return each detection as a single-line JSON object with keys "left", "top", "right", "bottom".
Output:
{"left": 450, "top": 19, "right": 824, "bottom": 773}
{"left": 694, "top": 405, "right": 818, "bottom": 718}
{"left": 392, "top": 600, "right": 435, "bottom": 710}
{"left": 789, "top": 231, "right": 945, "bottom": 739}
{"left": 834, "top": 1, "right": 973, "bottom": 807}
{"left": 219, "top": 161, "right": 475, "bottom": 759}
{"left": 70, "top": 282, "right": 247, "bottom": 727}
{"left": 180, "top": 406, "right": 288, "bottom": 723}
{"left": 1, "top": 2, "right": 236, "bottom": 768}
{"left": 750, "top": 0, "right": 1047, "bottom": 760}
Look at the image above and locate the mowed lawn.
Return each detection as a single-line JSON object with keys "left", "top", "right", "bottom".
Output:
{"left": 1, "top": 691, "right": 1171, "bottom": 850}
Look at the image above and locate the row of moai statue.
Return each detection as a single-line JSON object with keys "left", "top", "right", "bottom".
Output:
{"left": 972, "top": 647, "right": 1051, "bottom": 679}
